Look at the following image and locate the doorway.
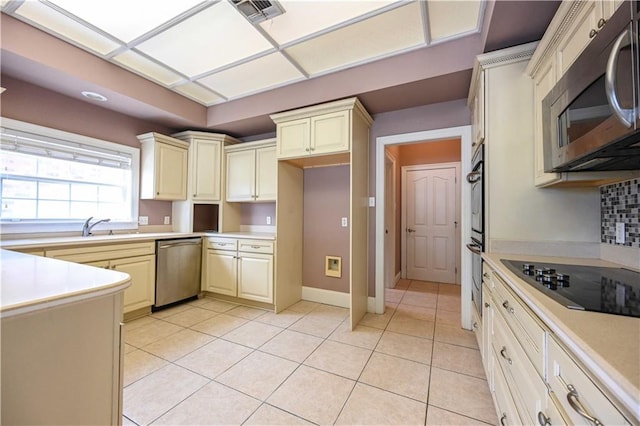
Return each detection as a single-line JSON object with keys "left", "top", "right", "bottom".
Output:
{"left": 402, "top": 163, "right": 460, "bottom": 284}
{"left": 375, "top": 126, "right": 472, "bottom": 330}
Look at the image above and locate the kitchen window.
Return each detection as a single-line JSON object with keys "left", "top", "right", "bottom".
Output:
{"left": 0, "top": 118, "right": 139, "bottom": 234}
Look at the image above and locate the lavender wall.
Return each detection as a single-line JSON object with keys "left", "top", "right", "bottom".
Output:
{"left": 1, "top": 76, "right": 174, "bottom": 225}
{"left": 368, "top": 99, "right": 471, "bottom": 296}
{"left": 303, "top": 165, "right": 351, "bottom": 293}
{"left": 241, "top": 203, "right": 276, "bottom": 226}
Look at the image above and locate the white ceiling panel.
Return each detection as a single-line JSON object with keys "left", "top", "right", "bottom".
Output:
{"left": 47, "top": 0, "right": 204, "bottom": 43}
{"left": 428, "top": 0, "right": 482, "bottom": 42}
{"left": 135, "top": 1, "right": 274, "bottom": 78}
{"left": 259, "top": 0, "right": 398, "bottom": 45}
{"left": 112, "top": 51, "right": 185, "bottom": 86}
{"left": 284, "top": 2, "right": 425, "bottom": 76}
{"left": 197, "top": 52, "right": 304, "bottom": 98}
{"left": 173, "top": 82, "right": 224, "bottom": 106}
{"left": 14, "top": 1, "right": 120, "bottom": 55}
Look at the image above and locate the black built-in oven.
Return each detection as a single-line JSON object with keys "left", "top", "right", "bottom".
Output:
{"left": 466, "top": 145, "right": 484, "bottom": 316}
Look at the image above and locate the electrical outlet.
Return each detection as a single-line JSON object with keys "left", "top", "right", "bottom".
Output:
{"left": 369, "top": 197, "right": 375, "bottom": 207}
{"left": 266, "top": 216, "right": 272, "bottom": 225}
{"left": 164, "top": 216, "right": 170, "bottom": 225}
{"left": 341, "top": 217, "right": 348, "bottom": 227}
{"left": 616, "top": 222, "right": 625, "bottom": 244}
{"left": 138, "top": 216, "right": 149, "bottom": 225}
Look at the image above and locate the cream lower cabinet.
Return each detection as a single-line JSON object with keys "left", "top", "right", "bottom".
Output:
{"left": 1, "top": 291, "right": 125, "bottom": 425}
{"left": 225, "top": 139, "right": 276, "bottom": 202}
{"left": 203, "top": 237, "right": 274, "bottom": 304}
{"left": 46, "top": 241, "right": 156, "bottom": 314}
{"left": 483, "top": 261, "right": 633, "bottom": 426}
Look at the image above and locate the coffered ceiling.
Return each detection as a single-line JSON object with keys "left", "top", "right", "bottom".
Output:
{"left": 1, "top": 0, "right": 484, "bottom": 106}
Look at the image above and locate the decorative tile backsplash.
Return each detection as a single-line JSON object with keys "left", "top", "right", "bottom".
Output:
{"left": 601, "top": 178, "right": 639, "bottom": 247}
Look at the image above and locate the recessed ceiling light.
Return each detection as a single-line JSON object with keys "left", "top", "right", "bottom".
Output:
{"left": 81, "top": 91, "right": 108, "bottom": 102}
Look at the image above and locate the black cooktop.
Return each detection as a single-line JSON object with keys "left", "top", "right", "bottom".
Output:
{"left": 501, "top": 260, "right": 640, "bottom": 318}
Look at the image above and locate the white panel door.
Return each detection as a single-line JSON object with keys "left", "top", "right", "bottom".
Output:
{"left": 406, "top": 167, "right": 456, "bottom": 283}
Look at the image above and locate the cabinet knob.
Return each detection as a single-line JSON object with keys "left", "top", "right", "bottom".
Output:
{"left": 502, "top": 300, "right": 515, "bottom": 314}
{"left": 472, "top": 322, "right": 478, "bottom": 329}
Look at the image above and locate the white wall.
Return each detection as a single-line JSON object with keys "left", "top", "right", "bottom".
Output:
{"left": 485, "top": 60, "right": 601, "bottom": 254}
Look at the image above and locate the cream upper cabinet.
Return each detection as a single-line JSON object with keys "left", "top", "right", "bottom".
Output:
{"left": 272, "top": 103, "right": 352, "bottom": 160}
{"left": 172, "top": 131, "right": 239, "bottom": 202}
{"left": 138, "top": 132, "right": 189, "bottom": 200}
{"left": 527, "top": 0, "right": 631, "bottom": 187}
{"left": 225, "top": 139, "right": 276, "bottom": 202}
{"left": 468, "top": 69, "right": 485, "bottom": 151}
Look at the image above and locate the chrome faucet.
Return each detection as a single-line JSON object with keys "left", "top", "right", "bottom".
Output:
{"left": 82, "top": 217, "right": 111, "bottom": 237}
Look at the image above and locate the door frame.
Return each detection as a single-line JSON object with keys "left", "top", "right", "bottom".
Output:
{"left": 400, "top": 162, "right": 461, "bottom": 283}
{"left": 384, "top": 151, "right": 397, "bottom": 289}
{"left": 375, "top": 125, "right": 472, "bottom": 330}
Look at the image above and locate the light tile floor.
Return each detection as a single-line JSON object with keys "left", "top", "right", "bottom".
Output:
{"left": 123, "top": 280, "right": 497, "bottom": 425}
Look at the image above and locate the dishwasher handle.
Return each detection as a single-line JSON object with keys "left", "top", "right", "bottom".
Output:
{"left": 158, "top": 240, "right": 202, "bottom": 249}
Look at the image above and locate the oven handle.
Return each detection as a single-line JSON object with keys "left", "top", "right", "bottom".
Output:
{"left": 605, "top": 27, "right": 634, "bottom": 128}
{"left": 466, "top": 243, "right": 482, "bottom": 255}
{"left": 466, "top": 171, "right": 481, "bottom": 183}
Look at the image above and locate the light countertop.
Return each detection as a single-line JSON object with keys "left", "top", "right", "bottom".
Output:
{"left": 483, "top": 253, "right": 640, "bottom": 423}
{"left": 0, "top": 231, "right": 276, "bottom": 251}
{"left": 0, "top": 250, "right": 131, "bottom": 318}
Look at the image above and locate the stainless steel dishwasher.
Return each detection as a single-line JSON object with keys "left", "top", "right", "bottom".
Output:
{"left": 154, "top": 237, "right": 202, "bottom": 310}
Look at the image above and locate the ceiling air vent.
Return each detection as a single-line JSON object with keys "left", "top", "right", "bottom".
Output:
{"left": 231, "top": 0, "right": 285, "bottom": 23}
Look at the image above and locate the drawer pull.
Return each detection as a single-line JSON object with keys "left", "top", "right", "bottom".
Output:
{"left": 537, "top": 411, "right": 551, "bottom": 426}
{"left": 250, "top": 245, "right": 263, "bottom": 249}
{"left": 502, "top": 300, "right": 515, "bottom": 314}
{"left": 500, "top": 346, "right": 512, "bottom": 365}
{"left": 500, "top": 413, "right": 507, "bottom": 426}
{"left": 567, "top": 384, "right": 603, "bottom": 426}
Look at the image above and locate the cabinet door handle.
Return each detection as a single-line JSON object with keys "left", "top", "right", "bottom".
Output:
{"left": 500, "top": 346, "right": 512, "bottom": 365}
{"left": 502, "top": 300, "right": 515, "bottom": 314}
{"left": 484, "top": 302, "right": 490, "bottom": 308}
{"left": 305, "top": 147, "right": 310, "bottom": 152}
{"left": 566, "top": 384, "right": 603, "bottom": 426}
{"left": 499, "top": 413, "right": 507, "bottom": 426}
{"left": 589, "top": 28, "right": 598, "bottom": 38}
{"left": 537, "top": 411, "right": 551, "bottom": 426}
{"left": 483, "top": 272, "right": 490, "bottom": 278}
{"left": 597, "top": 18, "right": 606, "bottom": 29}
{"left": 472, "top": 322, "right": 478, "bottom": 329}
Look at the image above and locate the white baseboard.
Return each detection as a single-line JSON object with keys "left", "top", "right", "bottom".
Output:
{"left": 301, "top": 288, "right": 380, "bottom": 314}
{"left": 301, "top": 286, "right": 350, "bottom": 308}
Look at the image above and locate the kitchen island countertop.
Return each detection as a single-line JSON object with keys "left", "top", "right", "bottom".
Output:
{"left": 0, "top": 249, "right": 130, "bottom": 318}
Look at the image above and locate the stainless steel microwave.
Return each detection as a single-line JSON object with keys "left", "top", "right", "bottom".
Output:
{"left": 542, "top": 0, "right": 640, "bottom": 172}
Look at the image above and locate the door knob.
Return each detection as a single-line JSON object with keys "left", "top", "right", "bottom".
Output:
{"left": 406, "top": 228, "right": 415, "bottom": 233}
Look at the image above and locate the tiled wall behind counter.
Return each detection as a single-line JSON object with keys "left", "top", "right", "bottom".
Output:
{"left": 601, "top": 178, "right": 639, "bottom": 247}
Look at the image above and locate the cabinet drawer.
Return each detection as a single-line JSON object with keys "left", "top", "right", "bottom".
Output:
{"left": 547, "top": 337, "right": 630, "bottom": 425}
{"left": 206, "top": 237, "right": 237, "bottom": 251}
{"left": 238, "top": 239, "right": 274, "bottom": 254}
{"left": 492, "top": 311, "right": 547, "bottom": 425}
{"left": 493, "top": 352, "right": 522, "bottom": 426}
{"left": 492, "top": 272, "right": 546, "bottom": 375}
{"left": 46, "top": 241, "right": 155, "bottom": 263}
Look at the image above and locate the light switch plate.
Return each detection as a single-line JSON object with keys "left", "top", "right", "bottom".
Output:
{"left": 164, "top": 216, "right": 170, "bottom": 225}
{"left": 341, "top": 217, "right": 348, "bottom": 227}
{"left": 369, "top": 197, "right": 375, "bottom": 207}
{"left": 266, "top": 216, "right": 271, "bottom": 225}
{"left": 615, "top": 222, "right": 625, "bottom": 244}
{"left": 138, "top": 216, "right": 149, "bottom": 225}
